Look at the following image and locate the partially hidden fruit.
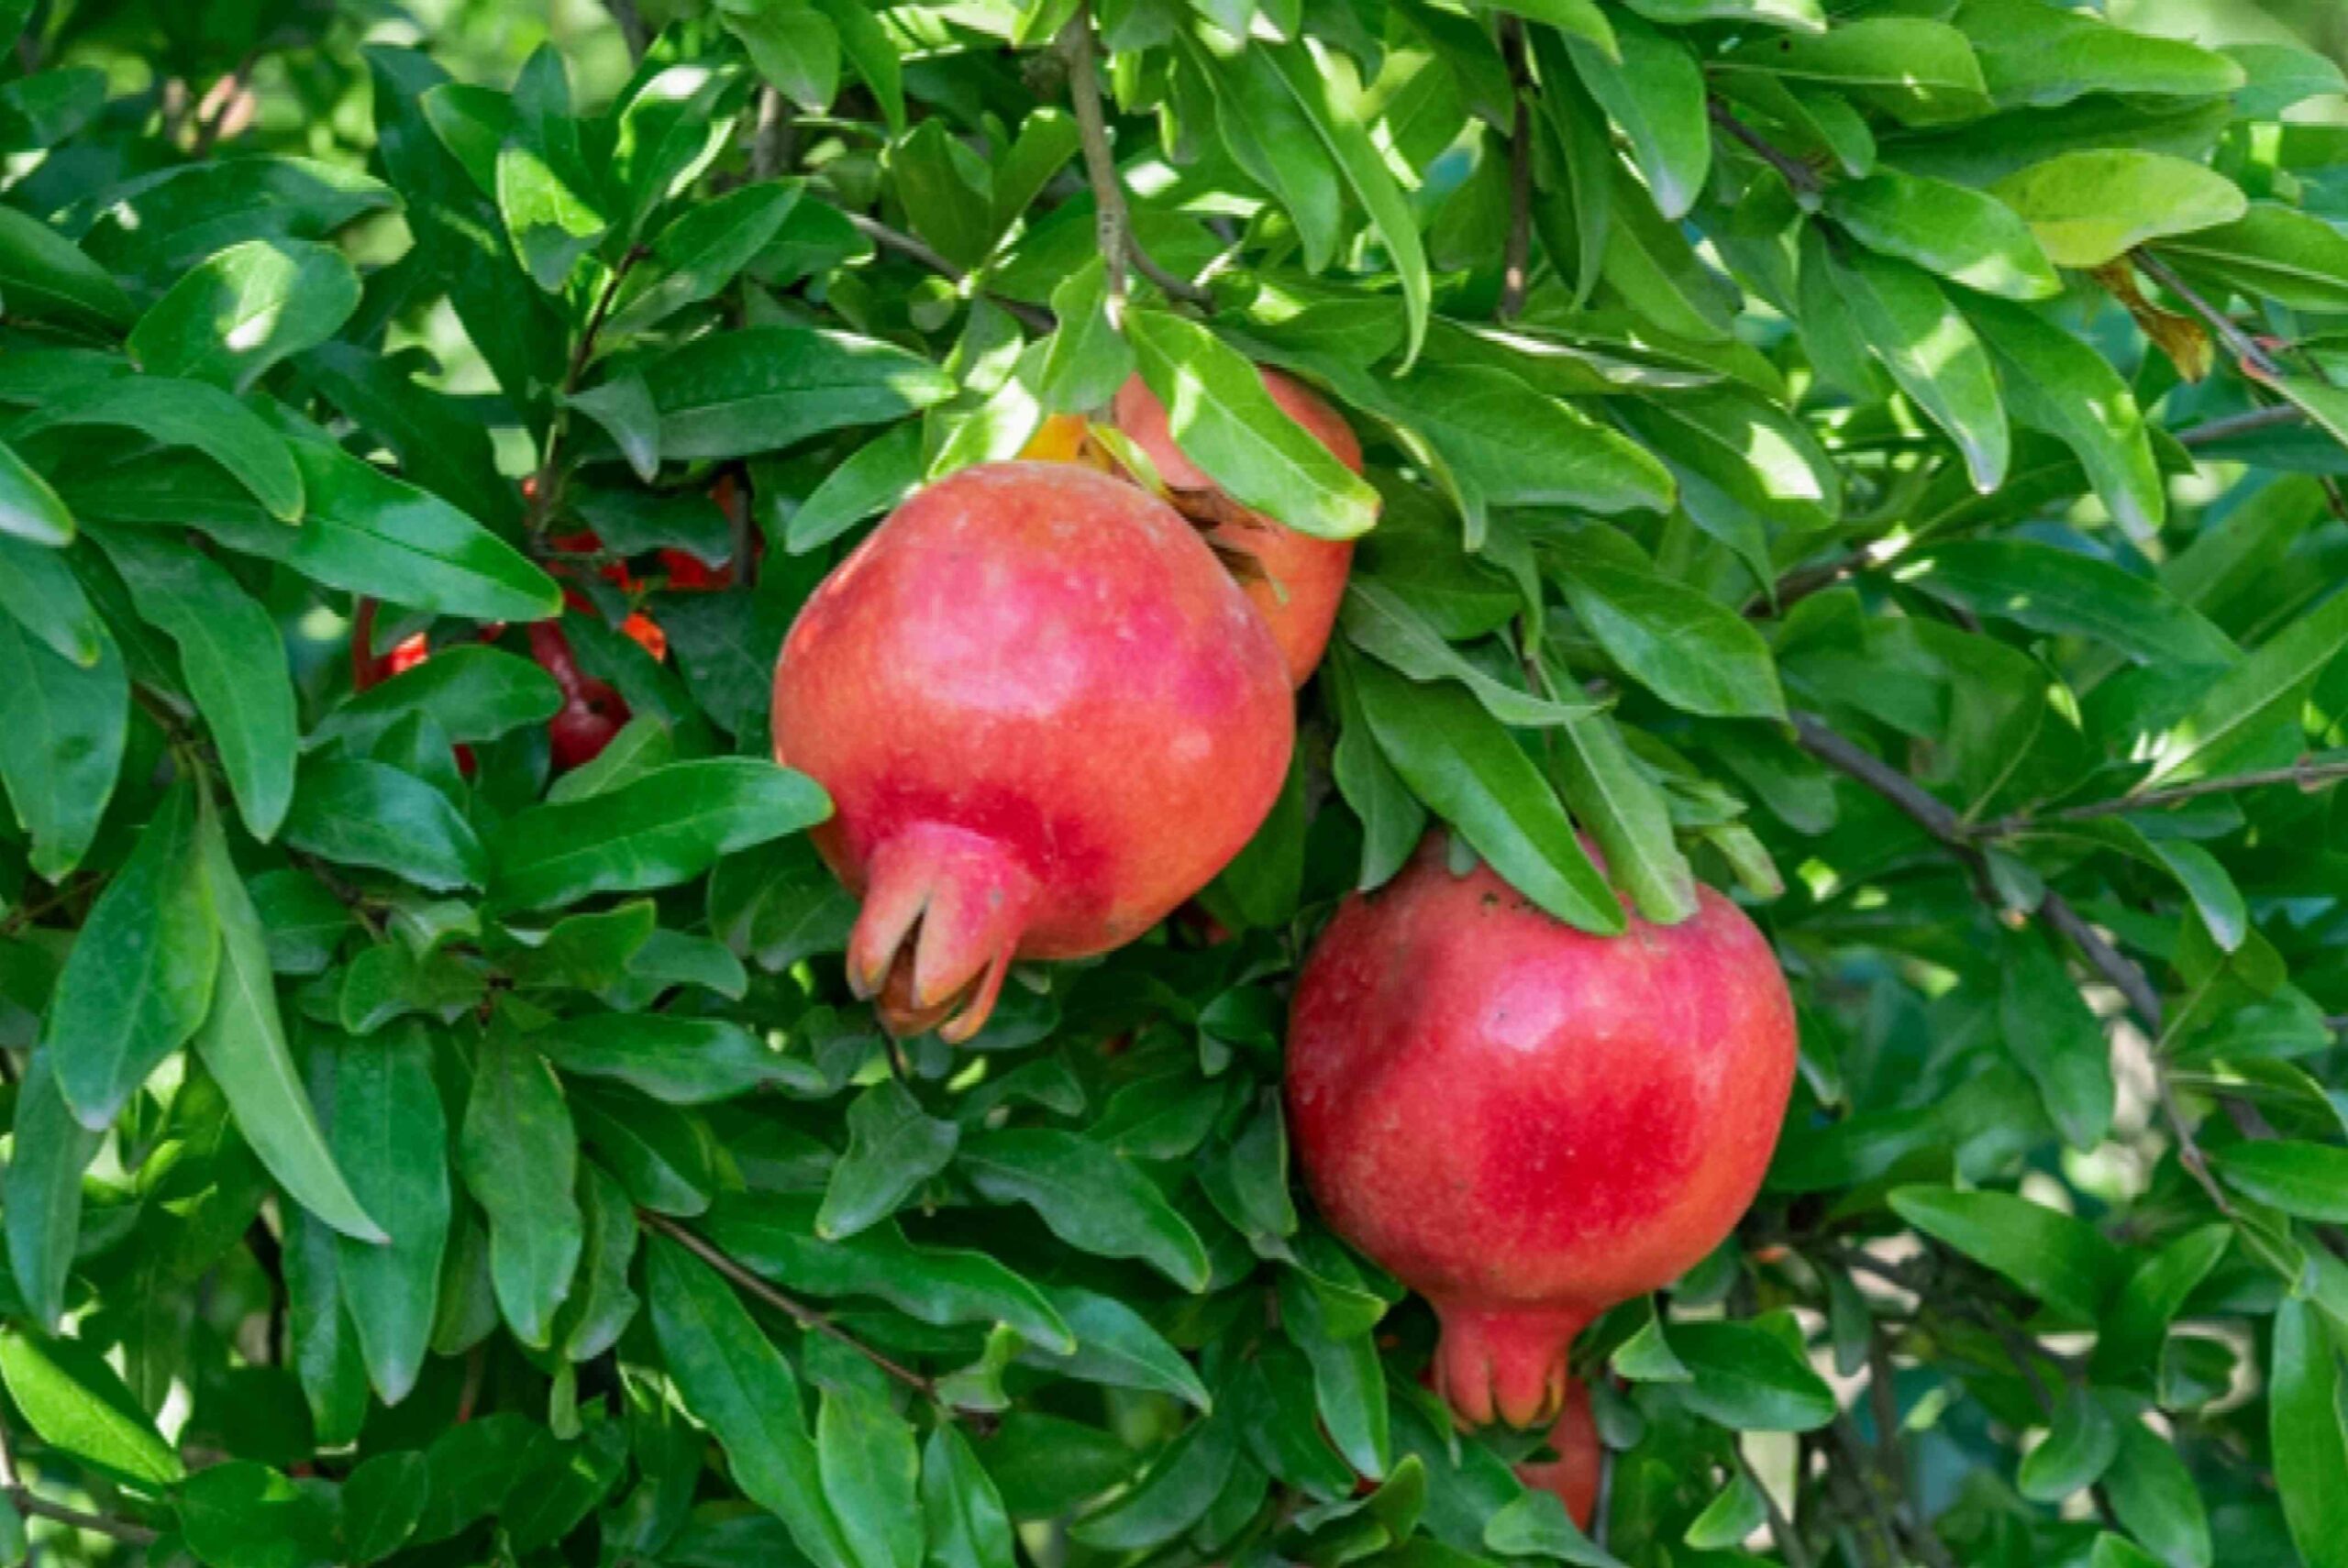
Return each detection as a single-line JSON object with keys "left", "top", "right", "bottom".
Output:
{"left": 770, "top": 461, "right": 1295, "bottom": 1043}
{"left": 1287, "top": 834, "right": 1796, "bottom": 1430}
{"left": 1113, "top": 369, "right": 1363, "bottom": 686}
{"left": 529, "top": 621, "right": 630, "bottom": 773}
{"left": 1516, "top": 1382, "right": 1603, "bottom": 1529}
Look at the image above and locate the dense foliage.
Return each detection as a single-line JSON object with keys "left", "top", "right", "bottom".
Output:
{"left": 2, "top": 0, "right": 2348, "bottom": 1562}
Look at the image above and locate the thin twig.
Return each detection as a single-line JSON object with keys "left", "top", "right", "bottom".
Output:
{"left": 6, "top": 1487, "right": 157, "bottom": 1545}
{"left": 1497, "top": 20, "right": 1534, "bottom": 321}
{"left": 2176, "top": 404, "right": 2307, "bottom": 447}
{"left": 1736, "top": 1444, "right": 1813, "bottom": 1568}
{"left": 1986, "top": 755, "right": 2348, "bottom": 834}
{"left": 2133, "top": 251, "right": 2283, "bottom": 379}
{"left": 639, "top": 1211, "right": 956, "bottom": 1408}
{"left": 1709, "top": 100, "right": 1822, "bottom": 199}
{"left": 1057, "top": 2, "right": 1210, "bottom": 318}
{"left": 605, "top": 0, "right": 648, "bottom": 61}
{"left": 751, "top": 86, "right": 794, "bottom": 182}
{"left": 842, "top": 214, "right": 1055, "bottom": 332}
{"left": 1789, "top": 714, "right": 1966, "bottom": 843}
{"left": 524, "top": 248, "right": 649, "bottom": 536}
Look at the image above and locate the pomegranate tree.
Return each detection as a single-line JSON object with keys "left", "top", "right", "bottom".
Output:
{"left": 1288, "top": 834, "right": 1796, "bottom": 1430}
{"left": 770, "top": 461, "right": 1294, "bottom": 1042}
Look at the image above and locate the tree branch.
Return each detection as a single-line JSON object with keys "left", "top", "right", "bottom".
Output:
{"left": 1709, "top": 100, "right": 1822, "bottom": 200}
{"left": 1057, "top": 2, "right": 1209, "bottom": 320}
{"left": 639, "top": 1211, "right": 965, "bottom": 1410}
{"left": 604, "top": 0, "right": 648, "bottom": 62}
{"left": 841, "top": 214, "right": 1055, "bottom": 333}
{"left": 2176, "top": 404, "right": 2307, "bottom": 447}
{"left": 7, "top": 1487, "right": 158, "bottom": 1545}
{"left": 1736, "top": 1444, "right": 1813, "bottom": 1568}
{"left": 1985, "top": 754, "right": 2348, "bottom": 833}
{"left": 1498, "top": 20, "right": 1534, "bottom": 321}
{"left": 2133, "top": 250, "right": 2282, "bottom": 380}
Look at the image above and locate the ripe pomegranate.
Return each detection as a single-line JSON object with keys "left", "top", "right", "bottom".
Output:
{"left": 1287, "top": 835, "right": 1796, "bottom": 1430}
{"left": 1113, "top": 369, "right": 1362, "bottom": 686}
{"left": 770, "top": 462, "right": 1293, "bottom": 1043}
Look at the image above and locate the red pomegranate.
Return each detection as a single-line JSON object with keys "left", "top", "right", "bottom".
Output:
{"left": 1287, "top": 835, "right": 1796, "bottom": 1429}
{"left": 1517, "top": 1383, "right": 1603, "bottom": 1529}
{"left": 528, "top": 621, "right": 630, "bottom": 773}
{"left": 1113, "top": 369, "right": 1362, "bottom": 686}
{"left": 770, "top": 462, "right": 1294, "bottom": 1043}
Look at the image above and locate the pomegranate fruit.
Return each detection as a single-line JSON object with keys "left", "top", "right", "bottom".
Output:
{"left": 1287, "top": 834, "right": 1795, "bottom": 1430}
{"left": 1516, "top": 1383, "right": 1603, "bottom": 1529}
{"left": 528, "top": 621, "right": 630, "bottom": 772}
{"left": 1113, "top": 369, "right": 1362, "bottom": 686}
{"left": 770, "top": 461, "right": 1293, "bottom": 1043}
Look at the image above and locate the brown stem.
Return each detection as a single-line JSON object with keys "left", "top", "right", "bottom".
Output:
{"left": 525, "top": 247, "right": 649, "bottom": 536}
{"left": 2176, "top": 404, "right": 2307, "bottom": 447}
{"left": 751, "top": 85, "right": 794, "bottom": 182}
{"left": 1736, "top": 1444, "right": 1812, "bottom": 1568}
{"left": 1498, "top": 20, "right": 1534, "bottom": 321}
{"left": 605, "top": 0, "right": 648, "bottom": 61}
{"left": 639, "top": 1211, "right": 956, "bottom": 1408}
{"left": 842, "top": 214, "right": 1055, "bottom": 333}
{"left": 2132, "top": 250, "right": 2282, "bottom": 380}
{"left": 1058, "top": 2, "right": 1209, "bottom": 318}
{"left": 1986, "top": 755, "right": 2348, "bottom": 833}
{"left": 7, "top": 1488, "right": 157, "bottom": 1546}
{"left": 1709, "top": 99, "right": 1822, "bottom": 198}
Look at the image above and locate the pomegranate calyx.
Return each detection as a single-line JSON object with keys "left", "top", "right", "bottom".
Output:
{"left": 847, "top": 823, "right": 1041, "bottom": 1044}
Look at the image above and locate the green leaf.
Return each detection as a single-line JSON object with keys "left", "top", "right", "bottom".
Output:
{"left": 553, "top": 1161, "right": 639, "bottom": 1362}
{"left": 1125, "top": 311, "right": 1379, "bottom": 541}
{"left": 1484, "top": 1487, "right": 1621, "bottom": 1567}
{"left": 1262, "top": 40, "right": 1430, "bottom": 366}
{"left": 496, "top": 141, "right": 610, "bottom": 292}
{"left": 0, "top": 612, "right": 124, "bottom": 878}
{"left": 2102, "top": 1418, "right": 2211, "bottom": 1568}
{"left": 0, "top": 204, "right": 132, "bottom": 328}
{"left": 2143, "top": 579, "right": 2348, "bottom": 787}
{"left": 1670, "top": 1320, "right": 1836, "bottom": 1430}
{"left": 81, "top": 155, "right": 394, "bottom": 285}
{"left": 0, "top": 1329, "right": 183, "bottom": 1487}
{"left": 294, "top": 343, "right": 519, "bottom": 536}
{"left": 1683, "top": 1468, "right": 1767, "bottom": 1551}
{"left": 2017, "top": 1386, "right": 2120, "bottom": 1502}
{"left": 489, "top": 757, "right": 830, "bottom": 911}
{"left": 460, "top": 1033, "right": 582, "bottom": 1347}
{"left": 1548, "top": 707, "right": 1699, "bottom": 925}
{"left": 193, "top": 805, "right": 382, "bottom": 1242}
{"left": 819, "top": 1077, "right": 959, "bottom": 1241}
{"left": 923, "top": 1424, "right": 1015, "bottom": 1568}
{"left": 1888, "top": 1186, "right": 2129, "bottom": 1319}
{"left": 46, "top": 781, "right": 217, "bottom": 1130}
{"left": 282, "top": 756, "right": 485, "bottom": 892}
{"left": 567, "top": 371, "right": 662, "bottom": 484}
{"left": 127, "top": 239, "right": 360, "bottom": 392}
{"left": 0, "top": 532, "right": 100, "bottom": 667}
{"left": 1562, "top": 16, "right": 1708, "bottom": 222}
{"left": 1989, "top": 150, "right": 2246, "bottom": 268}
{"left": 572, "top": 1084, "right": 716, "bottom": 1215}
{"left": 1279, "top": 1269, "right": 1389, "bottom": 1479}
{"left": 1036, "top": 260, "right": 1133, "bottom": 414}
{"left": 5, "top": 1056, "right": 100, "bottom": 1331}
{"left": 644, "top": 326, "right": 956, "bottom": 461}
{"left": 1071, "top": 1419, "right": 1236, "bottom": 1550}
{"left": 819, "top": 1383, "right": 922, "bottom": 1568}
{"left": 176, "top": 1461, "right": 339, "bottom": 1568}
{"left": 812, "top": 0, "right": 903, "bottom": 131}
{"left": 1024, "top": 1286, "right": 1213, "bottom": 1411}
{"left": 611, "top": 182, "right": 802, "bottom": 338}
{"left": 1552, "top": 552, "right": 1786, "bottom": 720}
{"left": 646, "top": 1234, "right": 858, "bottom": 1568}
{"left": 541, "top": 1014, "right": 797, "bottom": 1104}
{"left": 788, "top": 423, "right": 924, "bottom": 554}
{"left": 14, "top": 376, "right": 303, "bottom": 522}
{"left": 1827, "top": 170, "right": 2060, "bottom": 301}
{"left": 1899, "top": 532, "right": 2213, "bottom": 667}
{"left": 0, "top": 436, "right": 72, "bottom": 547}
{"left": 729, "top": 1, "right": 841, "bottom": 113}
{"left": 1956, "top": 0, "right": 2243, "bottom": 110}
{"left": 329, "top": 1022, "right": 452, "bottom": 1406}
{"left": 707, "top": 1192, "right": 1073, "bottom": 1352}
{"left": 311, "top": 645, "right": 563, "bottom": 756}
{"left": 2210, "top": 1142, "right": 2348, "bottom": 1222}
{"left": 1341, "top": 581, "right": 1594, "bottom": 728}
{"left": 1346, "top": 652, "right": 1623, "bottom": 933}
{"left": 2227, "top": 41, "right": 2347, "bottom": 119}
{"left": 1715, "top": 20, "right": 1993, "bottom": 126}
{"left": 102, "top": 531, "right": 298, "bottom": 840}
{"left": 1995, "top": 926, "right": 2114, "bottom": 1150}
{"left": 1197, "top": 43, "right": 1344, "bottom": 275}
{"left": 2272, "top": 1297, "right": 2348, "bottom": 1568}
{"left": 2094, "top": 1225, "right": 2232, "bottom": 1384}
{"left": 339, "top": 1450, "right": 428, "bottom": 1562}
{"left": 1832, "top": 247, "right": 2008, "bottom": 491}
{"left": 2154, "top": 204, "right": 2348, "bottom": 315}
{"left": 958, "top": 1129, "right": 1212, "bottom": 1290}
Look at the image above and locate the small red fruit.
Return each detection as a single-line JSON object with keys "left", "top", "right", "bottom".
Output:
{"left": 1287, "top": 835, "right": 1796, "bottom": 1430}
{"left": 528, "top": 621, "right": 631, "bottom": 773}
{"left": 1113, "top": 369, "right": 1363, "bottom": 686}
{"left": 1516, "top": 1382, "right": 1603, "bottom": 1529}
{"left": 770, "top": 462, "right": 1294, "bottom": 1043}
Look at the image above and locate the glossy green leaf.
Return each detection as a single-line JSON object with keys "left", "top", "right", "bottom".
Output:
{"left": 819, "top": 1383, "right": 922, "bottom": 1568}
{"left": 0, "top": 1329, "right": 183, "bottom": 1487}
{"left": 959, "top": 1129, "right": 1211, "bottom": 1291}
{"left": 1827, "top": 170, "right": 2060, "bottom": 300}
{"left": 819, "top": 1077, "right": 959, "bottom": 1241}
{"left": 283, "top": 756, "right": 485, "bottom": 892}
{"left": 460, "top": 1033, "right": 582, "bottom": 1347}
{"left": 644, "top": 326, "right": 955, "bottom": 461}
{"left": 1889, "top": 1186, "right": 2130, "bottom": 1319}
{"left": 14, "top": 376, "right": 303, "bottom": 522}
{"left": 329, "top": 1023, "right": 452, "bottom": 1406}
{"left": 127, "top": 238, "right": 360, "bottom": 392}
{"left": 2272, "top": 1297, "right": 2348, "bottom": 1568}
{"left": 1990, "top": 150, "right": 2246, "bottom": 268}
{"left": 1833, "top": 248, "right": 2008, "bottom": 491}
